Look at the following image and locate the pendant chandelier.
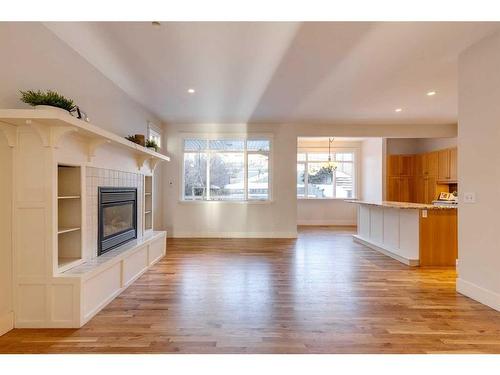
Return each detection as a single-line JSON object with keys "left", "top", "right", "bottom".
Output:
{"left": 325, "top": 137, "right": 338, "bottom": 172}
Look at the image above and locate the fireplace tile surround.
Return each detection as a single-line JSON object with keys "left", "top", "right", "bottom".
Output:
{"left": 86, "top": 167, "right": 144, "bottom": 259}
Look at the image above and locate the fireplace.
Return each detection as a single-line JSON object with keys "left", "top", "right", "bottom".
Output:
{"left": 98, "top": 187, "right": 137, "bottom": 256}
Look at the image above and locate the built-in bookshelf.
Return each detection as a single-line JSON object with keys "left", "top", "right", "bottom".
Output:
{"left": 144, "top": 175, "right": 153, "bottom": 232}
{"left": 57, "top": 165, "right": 83, "bottom": 272}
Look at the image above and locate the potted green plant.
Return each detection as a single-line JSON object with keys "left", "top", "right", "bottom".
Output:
{"left": 20, "top": 89, "right": 76, "bottom": 114}
{"left": 145, "top": 139, "right": 159, "bottom": 152}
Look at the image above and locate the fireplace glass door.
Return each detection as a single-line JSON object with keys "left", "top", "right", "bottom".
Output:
{"left": 98, "top": 187, "right": 137, "bottom": 255}
{"left": 102, "top": 203, "right": 134, "bottom": 238}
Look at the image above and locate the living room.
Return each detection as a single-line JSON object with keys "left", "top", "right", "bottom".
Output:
{"left": 1, "top": 1, "right": 499, "bottom": 373}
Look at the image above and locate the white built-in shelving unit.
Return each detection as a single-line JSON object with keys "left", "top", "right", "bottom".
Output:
{"left": 0, "top": 108, "right": 168, "bottom": 330}
{"left": 57, "top": 165, "right": 83, "bottom": 272}
{"left": 144, "top": 175, "right": 153, "bottom": 232}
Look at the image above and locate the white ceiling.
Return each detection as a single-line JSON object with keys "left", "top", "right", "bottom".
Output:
{"left": 44, "top": 22, "right": 500, "bottom": 125}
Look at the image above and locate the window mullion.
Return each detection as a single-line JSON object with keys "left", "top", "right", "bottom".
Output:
{"left": 332, "top": 168, "right": 336, "bottom": 199}
{"left": 244, "top": 142, "right": 248, "bottom": 200}
{"left": 304, "top": 161, "right": 309, "bottom": 199}
{"left": 206, "top": 150, "right": 211, "bottom": 200}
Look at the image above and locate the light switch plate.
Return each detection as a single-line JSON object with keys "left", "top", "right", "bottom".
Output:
{"left": 422, "top": 209, "right": 427, "bottom": 218}
{"left": 463, "top": 192, "right": 476, "bottom": 203}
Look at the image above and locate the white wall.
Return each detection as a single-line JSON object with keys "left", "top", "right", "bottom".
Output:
{"left": 0, "top": 137, "right": 12, "bottom": 335}
{"left": 386, "top": 137, "right": 457, "bottom": 155}
{"left": 386, "top": 138, "right": 420, "bottom": 154}
{"left": 456, "top": 31, "right": 500, "bottom": 311}
{"left": 361, "top": 138, "right": 384, "bottom": 202}
{"left": 163, "top": 123, "right": 457, "bottom": 237}
{"left": 0, "top": 23, "right": 161, "bottom": 137}
{"left": 415, "top": 137, "right": 457, "bottom": 153}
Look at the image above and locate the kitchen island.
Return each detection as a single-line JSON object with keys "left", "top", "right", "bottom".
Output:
{"left": 346, "top": 200, "right": 457, "bottom": 266}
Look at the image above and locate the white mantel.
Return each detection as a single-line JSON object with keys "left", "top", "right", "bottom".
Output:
{"left": 0, "top": 108, "right": 168, "bottom": 332}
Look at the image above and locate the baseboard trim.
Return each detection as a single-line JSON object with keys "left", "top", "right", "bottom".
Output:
{"left": 297, "top": 219, "right": 356, "bottom": 226}
{"left": 0, "top": 311, "right": 14, "bottom": 336}
{"left": 456, "top": 278, "right": 500, "bottom": 312}
{"left": 169, "top": 231, "right": 298, "bottom": 239}
{"left": 353, "top": 235, "right": 419, "bottom": 266}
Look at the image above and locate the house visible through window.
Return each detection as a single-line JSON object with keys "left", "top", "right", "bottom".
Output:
{"left": 297, "top": 151, "right": 356, "bottom": 199}
{"left": 183, "top": 138, "right": 271, "bottom": 201}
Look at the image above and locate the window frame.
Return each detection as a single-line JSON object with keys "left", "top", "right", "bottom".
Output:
{"left": 147, "top": 121, "right": 163, "bottom": 149}
{"left": 297, "top": 148, "right": 358, "bottom": 200}
{"left": 180, "top": 134, "right": 273, "bottom": 203}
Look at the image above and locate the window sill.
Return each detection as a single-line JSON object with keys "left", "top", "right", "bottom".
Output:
{"left": 179, "top": 200, "right": 274, "bottom": 205}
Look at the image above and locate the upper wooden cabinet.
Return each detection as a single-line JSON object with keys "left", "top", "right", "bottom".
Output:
{"left": 387, "top": 155, "right": 401, "bottom": 176}
{"left": 386, "top": 147, "right": 457, "bottom": 204}
{"left": 425, "top": 151, "right": 439, "bottom": 177}
{"left": 415, "top": 152, "right": 438, "bottom": 177}
{"left": 387, "top": 155, "right": 415, "bottom": 177}
{"left": 400, "top": 155, "right": 415, "bottom": 176}
{"left": 449, "top": 148, "right": 457, "bottom": 181}
{"left": 437, "top": 148, "right": 457, "bottom": 182}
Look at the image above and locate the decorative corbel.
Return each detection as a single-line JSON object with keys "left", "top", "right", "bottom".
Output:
{"left": 149, "top": 158, "right": 161, "bottom": 172}
{"left": 27, "top": 120, "right": 77, "bottom": 148}
{"left": 49, "top": 125, "right": 77, "bottom": 148}
{"left": 87, "top": 138, "right": 111, "bottom": 162}
{"left": 0, "top": 121, "right": 18, "bottom": 147}
{"left": 136, "top": 154, "right": 150, "bottom": 171}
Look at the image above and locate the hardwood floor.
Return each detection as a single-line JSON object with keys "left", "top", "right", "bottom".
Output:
{"left": 1, "top": 226, "right": 499, "bottom": 354}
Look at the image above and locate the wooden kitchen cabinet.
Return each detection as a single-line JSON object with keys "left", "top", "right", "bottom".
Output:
{"left": 387, "top": 155, "right": 400, "bottom": 176}
{"left": 416, "top": 152, "right": 438, "bottom": 177}
{"left": 387, "top": 154, "right": 414, "bottom": 176}
{"left": 387, "top": 176, "right": 414, "bottom": 202}
{"left": 386, "top": 148, "right": 454, "bottom": 204}
{"left": 425, "top": 151, "right": 439, "bottom": 177}
{"left": 399, "top": 177, "right": 414, "bottom": 202}
{"left": 415, "top": 176, "right": 425, "bottom": 203}
{"left": 386, "top": 155, "right": 415, "bottom": 202}
{"left": 449, "top": 148, "right": 457, "bottom": 180}
{"left": 419, "top": 209, "right": 458, "bottom": 266}
{"left": 399, "top": 155, "right": 415, "bottom": 176}
{"left": 437, "top": 147, "right": 458, "bottom": 182}
{"left": 415, "top": 154, "right": 425, "bottom": 176}
{"left": 387, "top": 176, "right": 401, "bottom": 201}
{"left": 438, "top": 149, "right": 450, "bottom": 180}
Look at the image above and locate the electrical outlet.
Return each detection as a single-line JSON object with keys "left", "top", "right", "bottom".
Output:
{"left": 422, "top": 209, "right": 427, "bottom": 218}
{"left": 463, "top": 192, "right": 476, "bottom": 203}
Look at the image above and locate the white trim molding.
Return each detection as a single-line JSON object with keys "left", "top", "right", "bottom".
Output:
{"left": 169, "top": 231, "right": 297, "bottom": 239}
{"left": 456, "top": 278, "right": 500, "bottom": 312}
{"left": 353, "top": 235, "right": 419, "bottom": 266}
{"left": 297, "top": 219, "right": 356, "bottom": 226}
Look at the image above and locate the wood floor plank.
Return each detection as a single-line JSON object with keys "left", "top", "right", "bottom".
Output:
{"left": 0, "top": 226, "right": 499, "bottom": 353}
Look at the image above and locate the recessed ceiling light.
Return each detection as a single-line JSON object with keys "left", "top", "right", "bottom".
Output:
{"left": 426, "top": 90, "right": 436, "bottom": 96}
{"left": 187, "top": 88, "right": 196, "bottom": 94}
{"left": 395, "top": 108, "right": 403, "bottom": 112}
{"left": 151, "top": 21, "right": 161, "bottom": 27}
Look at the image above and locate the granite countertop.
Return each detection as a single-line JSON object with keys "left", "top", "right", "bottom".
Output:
{"left": 345, "top": 200, "right": 457, "bottom": 210}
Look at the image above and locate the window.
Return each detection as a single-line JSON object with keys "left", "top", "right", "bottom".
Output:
{"left": 183, "top": 138, "right": 271, "bottom": 201}
{"left": 297, "top": 151, "right": 356, "bottom": 199}
{"left": 148, "top": 122, "right": 162, "bottom": 149}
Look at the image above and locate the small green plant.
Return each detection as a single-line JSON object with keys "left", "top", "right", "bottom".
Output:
{"left": 20, "top": 90, "right": 76, "bottom": 112}
{"left": 145, "top": 139, "right": 159, "bottom": 151}
{"left": 125, "top": 135, "right": 140, "bottom": 144}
